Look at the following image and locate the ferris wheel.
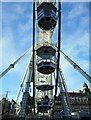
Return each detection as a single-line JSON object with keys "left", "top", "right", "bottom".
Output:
{"left": 1, "top": 1, "right": 91, "bottom": 120}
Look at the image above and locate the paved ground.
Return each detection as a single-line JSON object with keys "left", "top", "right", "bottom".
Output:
{"left": 1, "top": 118, "right": 91, "bottom": 120}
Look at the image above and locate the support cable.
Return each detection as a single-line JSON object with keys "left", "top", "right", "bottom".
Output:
{"left": 55, "top": 1, "right": 61, "bottom": 100}
{"left": 60, "top": 50, "right": 91, "bottom": 83}
{"left": 52, "top": 2, "right": 61, "bottom": 117}
{"left": 0, "top": 47, "right": 32, "bottom": 79}
{"left": 15, "top": 53, "right": 33, "bottom": 103}
{"left": 33, "top": 1, "right": 36, "bottom": 116}
{"left": 18, "top": 57, "right": 33, "bottom": 119}
{"left": 59, "top": 70, "right": 71, "bottom": 117}
{"left": 59, "top": 67, "right": 71, "bottom": 117}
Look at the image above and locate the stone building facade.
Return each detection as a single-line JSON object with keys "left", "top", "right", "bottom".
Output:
{"left": 55, "top": 82, "right": 91, "bottom": 112}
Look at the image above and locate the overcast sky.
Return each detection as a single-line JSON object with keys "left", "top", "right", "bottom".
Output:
{"left": 0, "top": 2, "right": 90, "bottom": 101}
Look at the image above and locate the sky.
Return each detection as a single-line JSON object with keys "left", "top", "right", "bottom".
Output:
{"left": 0, "top": 2, "right": 90, "bottom": 101}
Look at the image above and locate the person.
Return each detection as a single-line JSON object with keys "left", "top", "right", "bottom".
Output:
{"left": 43, "top": 95, "right": 49, "bottom": 105}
